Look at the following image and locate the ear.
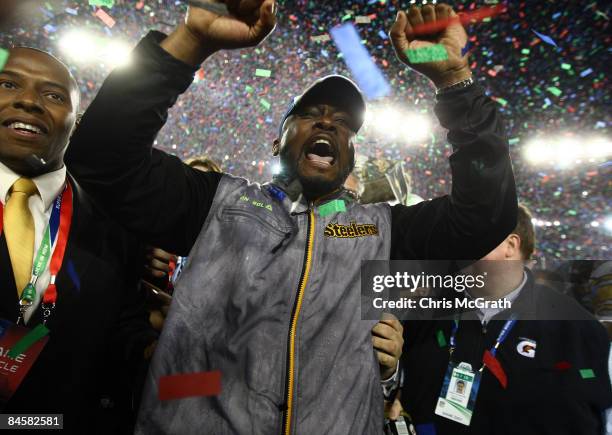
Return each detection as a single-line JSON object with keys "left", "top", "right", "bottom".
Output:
{"left": 69, "top": 113, "right": 83, "bottom": 139}
{"left": 272, "top": 138, "right": 280, "bottom": 156}
{"left": 506, "top": 234, "right": 521, "bottom": 259}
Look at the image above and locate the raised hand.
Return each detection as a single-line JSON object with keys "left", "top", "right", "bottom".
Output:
{"left": 161, "top": 0, "right": 276, "bottom": 66}
{"left": 389, "top": 3, "right": 470, "bottom": 89}
{"left": 186, "top": 0, "right": 277, "bottom": 50}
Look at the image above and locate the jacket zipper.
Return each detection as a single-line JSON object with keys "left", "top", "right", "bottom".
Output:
{"left": 282, "top": 209, "right": 315, "bottom": 435}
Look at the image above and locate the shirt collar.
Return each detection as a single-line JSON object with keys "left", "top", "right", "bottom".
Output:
{"left": 0, "top": 160, "right": 66, "bottom": 210}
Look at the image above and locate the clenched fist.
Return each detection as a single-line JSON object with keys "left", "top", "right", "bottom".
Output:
{"left": 389, "top": 3, "right": 471, "bottom": 89}
{"left": 186, "top": 0, "right": 277, "bottom": 51}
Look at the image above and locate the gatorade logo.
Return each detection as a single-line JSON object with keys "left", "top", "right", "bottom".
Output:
{"left": 516, "top": 339, "right": 536, "bottom": 358}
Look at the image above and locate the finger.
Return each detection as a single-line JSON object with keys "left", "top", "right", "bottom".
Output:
{"left": 144, "top": 265, "right": 167, "bottom": 279}
{"left": 148, "top": 258, "right": 171, "bottom": 273}
{"left": 389, "top": 10, "right": 410, "bottom": 52}
{"left": 407, "top": 5, "right": 424, "bottom": 30}
{"left": 435, "top": 3, "right": 451, "bottom": 22}
{"left": 389, "top": 398, "right": 403, "bottom": 420}
{"left": 372, "top": 322, "right": 396, "bottom": 338}
{"left": 378, "top": 318, "right": 403, "bottom": 334}
{"left": 149, "top": 310, "right": 165, "bottom": 331}
{"left": 376, "top": 350, "right": 395, "bottom": 368}
{"left": 421, "top": 4, "right": 436, "bottom": 24}
{"left": 249, "top": 0, "right": 276, "bottom": 45}
{"left": 372, "top": 336, "right": 400, "bottom": 357}
{"left": 151, "top": 248, "right": 177, "bottom": 262}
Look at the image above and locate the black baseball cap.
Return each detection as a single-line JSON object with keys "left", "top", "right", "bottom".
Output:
{"left": 278, "top": 75, "right": 366, "bottom": 137}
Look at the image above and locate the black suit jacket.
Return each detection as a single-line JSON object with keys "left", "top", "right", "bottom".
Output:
{"left": 0, "top": 175, "right": 156, "bottom": 433}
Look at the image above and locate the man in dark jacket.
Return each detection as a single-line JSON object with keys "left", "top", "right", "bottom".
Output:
{"left": 400, "top": 205, "right": 612, "bottom": 435}
{"left": 0, "top": 47, "right": 156, "bottom": 432}
{"left": 65, "top": 2, "right": 517, "bottom": 433}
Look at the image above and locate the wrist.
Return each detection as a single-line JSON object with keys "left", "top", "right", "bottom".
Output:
{"left": 381, "top": 366, "right": 396, "bottom": 381}
{"left": 161, "top": 23, "right": 218, "bottom": 66}
{"left": 433, "top": 67, "right": 472, "bottom": 90}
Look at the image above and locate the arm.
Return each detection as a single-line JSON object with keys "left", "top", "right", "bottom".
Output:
{"left": 388, "top": 4, "right": 517, "bottom": 260}
{"left": 65, "top": 1, "right": 276, "bottom": 255}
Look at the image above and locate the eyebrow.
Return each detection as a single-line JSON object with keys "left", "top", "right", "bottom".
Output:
{"left": 0, "top": 69, "right": 71, "bottom": 95}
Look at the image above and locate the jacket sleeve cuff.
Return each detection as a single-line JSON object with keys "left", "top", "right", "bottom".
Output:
{"left": 132, "top": 31, "right": 199, "bottom": 94}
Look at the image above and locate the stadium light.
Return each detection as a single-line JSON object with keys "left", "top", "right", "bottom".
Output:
{"left": 59, "top": 29, "right": 132, "bottom": 68}
{"left": 523, "top": 135, "right": 612, "bottom": 167}
{"left": 605, "top": 216, "right": 612, "bottom": 235}
{"left": 364, "top": 106, "right": 431, "bottom": 143}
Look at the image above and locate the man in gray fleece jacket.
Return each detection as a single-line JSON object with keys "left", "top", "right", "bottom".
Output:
{"left": 65, "top": 1, "right": 517, "bottom": 434}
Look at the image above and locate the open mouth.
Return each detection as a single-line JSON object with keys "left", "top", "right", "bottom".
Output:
{"left": 305, "top": 137, "right": 336, "bottom": 167}
{"left": 2, "top": 119, "right": 48, "bottom": 137}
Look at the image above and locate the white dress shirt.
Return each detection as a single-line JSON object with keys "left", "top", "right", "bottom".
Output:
{"left": 0, "top": 161, "right": 67, "bottom": 324}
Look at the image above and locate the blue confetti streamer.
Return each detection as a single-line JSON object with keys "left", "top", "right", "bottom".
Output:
{"left": 531, "top": 29, "right": 558, "bottom": 47}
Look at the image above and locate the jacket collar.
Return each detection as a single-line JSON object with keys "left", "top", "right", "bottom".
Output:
{"left": 267, "top": 174, "right": 355, "bottom": 215}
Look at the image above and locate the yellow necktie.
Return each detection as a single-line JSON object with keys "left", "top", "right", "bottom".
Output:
{"left": 4, "top": 178, "right": 38, "bottom": 296}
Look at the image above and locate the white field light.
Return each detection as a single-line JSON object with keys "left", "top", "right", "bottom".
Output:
{"left": 364, "top": 106, "right": 431, "bottom": 143}
{"left": 59, "top": 29, "right": 132, "bottom": 68}
{"left": 524, "top": 135, "right": 612, "bottom": 167}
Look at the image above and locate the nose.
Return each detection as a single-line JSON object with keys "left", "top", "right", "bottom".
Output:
{"left": 313, "top": 116, "right": 337, "bottom": 133}
{"left": 12, "top": 88, "right": 44, "bottom": 114}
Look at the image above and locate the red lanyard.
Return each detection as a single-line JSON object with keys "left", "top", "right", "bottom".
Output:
{"left": 1, "top": 182, "right": 73, "bottom": 324}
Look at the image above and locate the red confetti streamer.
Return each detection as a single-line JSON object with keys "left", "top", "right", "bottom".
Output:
{"left": 95, "top": 8, "right": 116, "bottom": 28}
{"left": 158, "top": 370, "right": 221, "bottom": 401}
{"left": 483, "top": 350, "right": 508, "bottom": 389}
{"left": 410, "top": 4, "right": 506, "bottom": 36}
{"left": 554, "top": 361, "right": 572, "bottom": 371}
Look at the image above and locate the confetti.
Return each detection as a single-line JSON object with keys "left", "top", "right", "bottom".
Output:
{"left": 410, "top": 4, "right": 505, "bottom": 35}
{"left": 94, "top": 8, "right": 116, "bottom": 28}
{"left": 88, "top": 0, "right": 115, "bottom": 7}
{"left": 531, "top": 29, "right": 558, "bottom": 47}
{"left": 547, "top": 86, "right": 562, "bottom": 97}
{"left": 260, "top": 98, "right": 271, "bottom": 110}
{"left": 7, "top": 324, "right": 49, "bottom": 358}
{"left": 0, "top": 48, "right": 9, "bottom": 72}
{"left": 330, "top": 23, "right": 391, "bottom": 99}
{"left": 579, "top": 368, "right": 595, "bottom": 379}
{"left": 255, "top": 68, "right": 271, "bottom": 78}
{"left": 319, "top": 199, "right": 346, "bottom": 217}
{"left": 436, "top": 330, "right": 447, "bottom": 347}
{"left": 310, "top": 34, "right": 330, "bottom": 43}
{"left": 158, "top": 370, "right": 221, "bottom": 400}
{"left": 355, "top": 16, "right": 371, "bottom": 24}
{"left": 405, "top": 45, "right": 448, "bottom": 64}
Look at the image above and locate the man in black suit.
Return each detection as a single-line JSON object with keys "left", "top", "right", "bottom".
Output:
{"left": 0, "top": 47, "right": 156, "bottom": 432}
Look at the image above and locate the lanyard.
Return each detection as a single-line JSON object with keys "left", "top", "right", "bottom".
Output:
{"left": 448, "top": 314, "right": 517, "bottom": 361}
{"left": 1, "top": 183, "right": 73, "bottom": 325}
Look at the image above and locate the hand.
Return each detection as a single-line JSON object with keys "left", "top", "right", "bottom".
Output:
{"left": 384, "top": 390, "right": 404, "bottom": 421}
{"left": 143, "top": 247, "right": 177, "bottom": 282}
{"left": 142, "top": 280, "right": 172, "bottom": 332}
{"left": 372, "top": 315, "right": 404, "bottom": 380}
{"left": 389, "top": 4, "right": 470, "bottom": 89}
{"left": 186, "top": 0, "right": 276, "bottom": 51}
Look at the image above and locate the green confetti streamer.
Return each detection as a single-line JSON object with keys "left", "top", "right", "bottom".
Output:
{"left": 8, "top": 324, "right": 49, "bottom": 358}
{"left": 319, "top": 200, "right": 346, "bottom": 217}
{"left": 561, "top": 63, "right": 572, "bottom": 70}
{"left": 580, "top": 368, "right": 595, "bottom": 379}
{"left": 547, "top": 86, "right": 562, "bottom": 97}
{"left": 89, "top": 0, "right": 115, "bottom": 7}
{"left": 495, "top": 98, "right": 508, "bottom": 107}
{"left": 436, "top": 330, "right": 447, "bottom": 347}
{"left": 255, "top": 68, "right": 271, "bottom": 78}
{"left": 405, "top": 44, "right": 448, "bottom": 64}
{"left": 508, "top": 137, "right": 520, "bottom": 145}
{"left": 0, "top": 48, "right": 9, "bottom": 72}
{"left": 260, "top": 99, "right": 271, "bottom": 110}
{"left": 521, "top": 48, "right": 530, "bottom": 55}
{"left": 245, "top": 85, "right": 254, "bottom": 93}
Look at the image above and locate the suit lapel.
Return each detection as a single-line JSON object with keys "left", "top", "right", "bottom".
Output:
{"left": 0, "top": 235, "right": 19, "bottom": 321}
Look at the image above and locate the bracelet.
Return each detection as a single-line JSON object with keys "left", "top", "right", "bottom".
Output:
{"left": 436, "top": 76, "right": 474, "bottom": 95}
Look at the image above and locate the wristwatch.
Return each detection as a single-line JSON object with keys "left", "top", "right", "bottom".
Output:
{"left": 436, "top": 77, "right": 475, "bottom": 96}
